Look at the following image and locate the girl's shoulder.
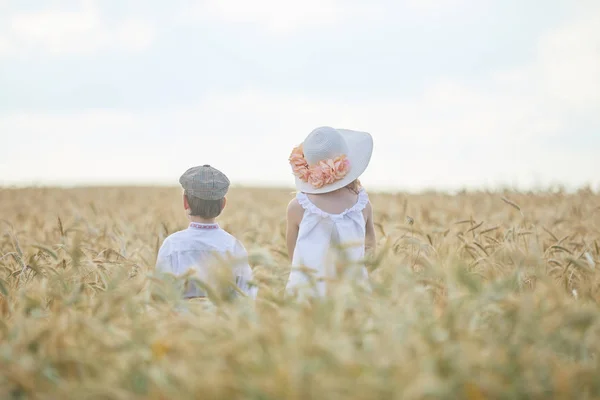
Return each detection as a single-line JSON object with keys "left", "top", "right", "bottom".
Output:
{"left": 287, "top": 196, "right": 303, "bottom": 211}
{"left": 287, "top": 196, "right": 305, "bottom": 224}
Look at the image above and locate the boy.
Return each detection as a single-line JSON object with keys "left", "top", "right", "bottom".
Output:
{"left": 155, "top": 165, "right": 257, "bottom": 302}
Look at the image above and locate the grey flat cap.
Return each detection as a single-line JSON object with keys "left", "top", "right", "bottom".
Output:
{"left": 179, "top": 165, "right": 230, "bottom": 200}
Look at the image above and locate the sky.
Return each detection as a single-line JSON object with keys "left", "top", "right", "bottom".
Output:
{"left": 0, "top": 0, "right": 599, "bottom": 192}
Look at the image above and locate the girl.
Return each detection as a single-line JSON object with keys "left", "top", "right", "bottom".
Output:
{"left": 285, "top": 126, "right": 376, "bottom": 298}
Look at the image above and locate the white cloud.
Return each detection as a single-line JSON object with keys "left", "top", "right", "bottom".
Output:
{"left": 179, "top": 0, "right": 383, "bottom": 33}
{"left": 0, "top": 36, "right": 12, "bottom": 56}
{"left": 537, "top": 12, "right": 600, "bottom": 110}
{"left": 404, "top": 0, "right": 472, "bottom": 15}
{"left": 110, "top": 19, "right": 156, "bottom": 51}
{"left": 0, "top": 6, "right": 154, "bottom": 57}
{"left": 491, "top": 9, "right": 600, "bottom": 113}
{"left": 177, "top": 0, "right": 491, "bottom": 33}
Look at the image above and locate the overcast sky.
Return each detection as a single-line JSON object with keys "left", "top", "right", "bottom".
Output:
{"left": 0, "top": 0, "right": 598, "bottom": 191}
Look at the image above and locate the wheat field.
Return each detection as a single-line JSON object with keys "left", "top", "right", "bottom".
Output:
{"left": 1, "top": 186, "right": 599, "bottom": 399}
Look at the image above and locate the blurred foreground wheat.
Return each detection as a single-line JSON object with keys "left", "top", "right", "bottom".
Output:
{"left": 1, "top": 186, "right": 600, "bottom": 399}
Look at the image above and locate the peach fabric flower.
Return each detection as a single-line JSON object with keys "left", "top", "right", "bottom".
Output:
{"left": 289, "top": 145, "right": 307, "bottom": 169}
{"left": 318, "top": 160, "right": 337, "bottom": 185}
{"left": 332, "top": 156, "right": 350, "bottom": 180}
{"left": 308, "top": 165, "right": 326, "bottom": 188}
{"left": 289, "top": 145, "right": 310, "bottom": 181}
{"left": 296, "top": 166, "right": 311, "bottom": 181}
{"left": 289, "top": 145, "right": 351, "bottom": 188}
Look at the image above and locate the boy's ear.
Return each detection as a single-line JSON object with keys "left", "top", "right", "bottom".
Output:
{"left": 183, "top": 193, "right": 190, "bottom": 210}
{"left": 222, "top": 197, "right": 227, "bottom": 211}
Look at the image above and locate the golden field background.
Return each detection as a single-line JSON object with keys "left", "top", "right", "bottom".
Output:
{"left": 1, "top": 186, "right": 600, "bottom": 399}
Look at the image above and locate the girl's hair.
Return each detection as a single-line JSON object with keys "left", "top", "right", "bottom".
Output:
{"left": 295, "top": 179, "right": 363, "bottom": 195}
{"left": 345, "top": 179, "right": 362, "bottom": 194}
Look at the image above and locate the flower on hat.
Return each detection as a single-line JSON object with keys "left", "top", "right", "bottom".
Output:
{"left": 289, "top": 145, "right": 350, "bottom": 189}
{"left": 308, "top": 165, "right": 326, "bottom": 188}
{"left": 289, "top": 145, "right": 311, "bottom": 181}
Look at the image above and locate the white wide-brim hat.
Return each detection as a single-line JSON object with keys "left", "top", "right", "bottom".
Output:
{"left": 293, "top": 127, "right": 373, "bottom": 194}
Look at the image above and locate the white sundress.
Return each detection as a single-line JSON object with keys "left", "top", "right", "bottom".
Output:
{"left": 285, "top": 189, "right": 370, "bottom": 298}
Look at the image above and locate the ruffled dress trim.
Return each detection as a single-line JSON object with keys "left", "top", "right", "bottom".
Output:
{"left": 296, "top": 189, "right": 369, "bottom": 219}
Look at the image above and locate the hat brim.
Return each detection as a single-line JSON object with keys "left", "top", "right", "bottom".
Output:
{"left": 294, "top": 129, "right": 373, "bottom": 194}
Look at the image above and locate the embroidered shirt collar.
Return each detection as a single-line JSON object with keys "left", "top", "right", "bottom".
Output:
{"left": 189, "top": 222, "right": 220, "bottom": 230}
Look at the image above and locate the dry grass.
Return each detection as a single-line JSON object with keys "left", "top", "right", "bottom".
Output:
{"left": 1, "top": 186, "right": 600, "bottom": 399}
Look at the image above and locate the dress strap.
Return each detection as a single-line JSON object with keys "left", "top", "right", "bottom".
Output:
{"left": 296, "top": 192, "right": 330, "bottom": 218}
{"left": 296, "top": 189, "right": 369, "bottom": 218}
{"left": 353, "top": 189, "right": 370, "bottom": 212}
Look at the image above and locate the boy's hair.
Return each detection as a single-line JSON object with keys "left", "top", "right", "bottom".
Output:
{"left": 185, "top": 191, "right": 225, "bottom": 219}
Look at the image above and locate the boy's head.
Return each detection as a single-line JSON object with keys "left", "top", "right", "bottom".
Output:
{"left": 179, "top": 165, "right": 230, "bottom": 219}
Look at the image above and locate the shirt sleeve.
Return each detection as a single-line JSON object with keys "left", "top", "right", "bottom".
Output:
{"left": 155, "top": 241, "right": 174, "bottom": 274}
{"left": 232, "top": 240, "right": 258, "bottom": 299}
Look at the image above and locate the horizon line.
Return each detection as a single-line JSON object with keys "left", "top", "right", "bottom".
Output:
{"left": 1, "top": 181, "right": 598, "bottom": 195}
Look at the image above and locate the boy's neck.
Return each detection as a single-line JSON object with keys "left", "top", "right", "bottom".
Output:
{"left": 188, "top": 216, "right": 218, "bottom": 225}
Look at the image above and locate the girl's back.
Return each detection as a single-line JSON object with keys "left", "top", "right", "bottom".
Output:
{"left": 287, "top": 186, "right": 371, "bottom": 297}
{"left": 306, "top": 186, "right": 360, "bottom": 215}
